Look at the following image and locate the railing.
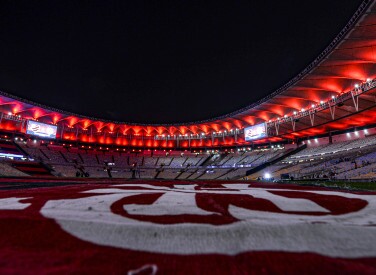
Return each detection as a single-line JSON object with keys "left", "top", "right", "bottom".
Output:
{"left": 154, "top": 128, "right": 244, "bottom": 140}
{"left": 266, "top": 78, "right": 376, "bottom": 134}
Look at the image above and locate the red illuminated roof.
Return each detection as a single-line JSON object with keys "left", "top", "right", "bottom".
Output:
{"left": 0, "top": 0, "right": 376, "bottom": 143}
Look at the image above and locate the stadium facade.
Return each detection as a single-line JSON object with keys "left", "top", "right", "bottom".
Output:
{"left": 0, "top": 0, "right": 375, "bottom": 150}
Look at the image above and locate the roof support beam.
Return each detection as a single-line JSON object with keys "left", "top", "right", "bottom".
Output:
{"left": 61, "top": 124, "right": 65, "bottom": 138}
{"left": 274, "top": 122, "right": 280, "bottom": 136}
{"left": 329, "top": 104, "right": 336, "bottom": 120}
{"left": 309, "top": 111, "right": 315, "bottom": 126}
{"left": 21, "top": 119, "right": 26, "bottom": 132}
{"left": 291, "top": 119, "right": 296, "bottom": 132}
{"left": 351, "top": 90, "right": 359, "bottom": 112}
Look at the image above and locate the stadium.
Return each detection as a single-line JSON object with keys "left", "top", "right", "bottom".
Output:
{"left": 0, "top": 0, "right": 376, "bottom": 274}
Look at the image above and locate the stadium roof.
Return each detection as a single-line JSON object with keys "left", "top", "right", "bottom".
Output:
{"left": 0, "top": 0, "right": 376, "bottom": 144}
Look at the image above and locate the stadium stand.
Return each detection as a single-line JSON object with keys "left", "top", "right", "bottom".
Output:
{"left": 0, "top": 132, "right": 375, "bottom": 181}
{"left": 0, "top": 161, "right": 29, "bottom": 177}
{"left": 247, "top": 134, "right": 376, "bottom": 181}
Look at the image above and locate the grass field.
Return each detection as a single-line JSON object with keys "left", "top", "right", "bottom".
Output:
{"left": 293, "top": 180, "right": 376, "bottom": 191}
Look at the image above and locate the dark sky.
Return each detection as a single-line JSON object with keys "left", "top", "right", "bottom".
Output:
{"left": 0, "top": 0, "right": 364, "bottom": 124}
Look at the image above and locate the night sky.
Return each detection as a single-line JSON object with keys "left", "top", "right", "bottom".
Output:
{"left": 0, "top": 0, "right": 364, "bottom": 124}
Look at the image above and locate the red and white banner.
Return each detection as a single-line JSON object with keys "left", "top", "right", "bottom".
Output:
{"left": 0, "top": 180, "right": 375, "bottom": 274}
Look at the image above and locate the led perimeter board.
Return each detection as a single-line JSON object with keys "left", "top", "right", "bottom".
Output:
{"left": 244, "top": 123, "right": 267, "bottom": 141}
{"left": 26, "top": 120, "right": 57, "bottom": 139}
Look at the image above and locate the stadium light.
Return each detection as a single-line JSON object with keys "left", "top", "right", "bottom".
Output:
{"left": 355, "top": 84, "right": 359, "bottom": 88}
{"left": 311, "top": 104, "right": 315, "bottom": 108}
{"left": 367, "top": 78, "right": 371, "bottom": 82}
{"left": 264, "top": 172, "right": 271, "bottom": 179}
{"left": 320, "top": 100, "right": 324, "bottom": 104}
{"left": 331, "top": 95, "right": 335, "bottom": 99}
{"left": 293, "top": 111, "right": 297, "bottom": 115}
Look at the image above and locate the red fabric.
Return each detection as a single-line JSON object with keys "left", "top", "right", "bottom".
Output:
{"left": 0, "top": 180, "right": 375, "bottom": 274}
